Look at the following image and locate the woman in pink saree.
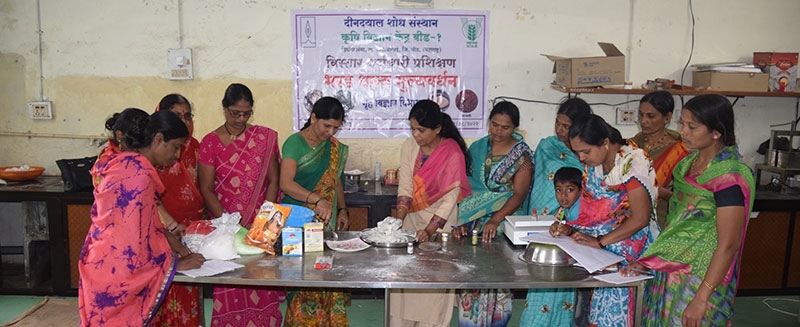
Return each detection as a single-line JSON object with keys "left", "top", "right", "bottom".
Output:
{"left": 79, "top": 109, "right": 204, "bottom": 326}
{"left": 198, "top": 83, "right": 284, "bottom": 326}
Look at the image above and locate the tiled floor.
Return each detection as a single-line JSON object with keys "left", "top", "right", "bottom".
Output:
{"left": 0, "top": 294, "right": 797, "bottom": 326}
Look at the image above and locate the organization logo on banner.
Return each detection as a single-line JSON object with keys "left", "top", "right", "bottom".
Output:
{"left": 461, "top": 17, "right": 483, "bottom": 48}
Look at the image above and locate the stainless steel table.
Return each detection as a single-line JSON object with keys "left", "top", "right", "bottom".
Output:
{"left": 175, "top": 232, "right": 645, "bottom": 326}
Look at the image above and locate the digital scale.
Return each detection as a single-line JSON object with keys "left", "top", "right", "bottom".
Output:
{"left": 502, "top": 215, "right": 557, "bottom": 245}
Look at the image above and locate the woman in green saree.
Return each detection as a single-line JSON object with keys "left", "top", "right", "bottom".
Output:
{"left": 280, "top": 96, "right": 350, "bottom": 326}
{"left": 456, "top": 101, "right": 533, "bottom": 326}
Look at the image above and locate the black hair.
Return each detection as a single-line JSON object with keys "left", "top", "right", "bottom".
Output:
{"left": 683, "top": 94, "right": 736, "bottom": 146}
{"left": 105, "top": 108, "right": 149, "bottom": 148}
{"left": 302, "top": 96, "right": 346, "bottom": 130}
{"left": 408, "top": 99, "right": 471, "bottom": 174}
{"left": 557, "top": 97, "right": 593, "bottom": 122}
{"left": 568, "top": 114, "right": 626, "bottom": 146}
{"left": 489, "top": 101, "right": 520, "bottom": 127}
{"left": 158, "top": 93, "right": 192, "bottom": 112}
{"left": 640, "top": 91, "right": 675, "bottom": 116}
{"left": 554, "top": 167, "right": 583, "bottom": 190}
{"left": 126, "top": 109, "right": 189, "bottom": 150}
{"left": 221, "top": 83, "right": 254, "bottom": 108}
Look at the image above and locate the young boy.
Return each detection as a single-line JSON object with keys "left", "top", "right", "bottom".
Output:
{"left": 550, "top": 166, "right": 582, "bottom": 237}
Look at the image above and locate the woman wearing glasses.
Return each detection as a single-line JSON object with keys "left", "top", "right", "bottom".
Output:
{"left": 150, "top": 93, "right": 206, "bottom": 326}
{"left": 198, "top": 83, "right": 284, "bottom": 326}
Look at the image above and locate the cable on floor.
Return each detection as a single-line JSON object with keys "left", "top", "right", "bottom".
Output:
{"left": 761, "top": 297, "right": 799, "bottom": 317}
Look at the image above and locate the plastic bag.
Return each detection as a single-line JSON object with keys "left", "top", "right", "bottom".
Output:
{"left": 183, "top": 212, "right": 242, "bottom": 260}
{"left": 234, "top": 227, "right": 265, "bottom": 255}
{"left": 246, "top": 201, "right": 291, "bottom": 255}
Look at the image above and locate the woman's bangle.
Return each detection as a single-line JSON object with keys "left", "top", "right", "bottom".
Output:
{"left": 338, "top": 208, "right": 349, "bottom": 215}
{"left": 167, "top": 221, "right": 178, "bottom": 231}
{"left": 305, "top": 191, "right": 315, "bottom": 203}
{"left": 596, "top": 234, "right": 606, "bottom": 248}
{"left": 314, "top": 198, "right": 322, "bottom": 205}
{"left": 701, "top": 279, "right": 717, "bottom": 292}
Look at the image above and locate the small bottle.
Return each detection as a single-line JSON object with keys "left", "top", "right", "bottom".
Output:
{"left": 407, "top": 241, "right": 414, "bottom": 254}
{"left": 375, "top": 162, "right": 382, "bottom": 181}
{"left": 471, "top": 230, "right": 479, "bottom": 246}
{"left": 532, "top": 208, "right": 538, "bottom": 220}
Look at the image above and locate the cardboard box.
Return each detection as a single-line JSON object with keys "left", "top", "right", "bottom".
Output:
{"left": 282, "top": 227, "right": 303, "bottom": 257}
{"left": 303, "top": 222, "right": 324, "bottom": 252}
{"left": 753, "top": 52, "right": 798, "bottom": 92}
{"left": 543, "top": 42, "right": 625, "bottom": 88}
{"left": 692, "top": 71, "right": 769, "bottom": 92}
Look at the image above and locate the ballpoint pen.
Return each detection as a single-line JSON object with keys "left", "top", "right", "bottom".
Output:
{"left": 554, "top": 209, "right": 565, "bottom": 238}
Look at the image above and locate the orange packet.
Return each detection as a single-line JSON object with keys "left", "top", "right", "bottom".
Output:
{"left": 245, "top": 201, "right": 291, "bottom": 255}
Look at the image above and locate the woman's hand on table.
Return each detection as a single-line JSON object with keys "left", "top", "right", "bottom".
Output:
{"left": 416, "top": 225, "right": 437, "bottom": 242}
{"left": 549, "top": 221, "right": 572, "bottom": 237}
{"left": 452, "top": 225, "right": 469, "bottom": 239}
{"left": 620, "top": 261, "right": 649, "bottom": 277}
{"left": 570, "top": 231, "right": 601, "bottom": 248}
{"left": 314, "top": 199, "right": 333, "bottom": 224}
{"left": 482, "top": 221, "right": 499, "bottom": 243}
{"left": 176, "top": 253, "right": 205, "bottom": 270}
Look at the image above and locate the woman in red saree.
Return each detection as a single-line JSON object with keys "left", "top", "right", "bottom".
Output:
{"left": 150, "top": 94, "right": 206, "bottom": 327}
{"left": 390, "top": 100, "right": 471, "bottom": 327}
{"left": 629, "top": 91, "right": 689, "bottom": 230}
{"left": 198, "top": 83, "right": 284, "bottom": 326}
{"left": 79, "top": 109, "right": 204, "bottom": 326}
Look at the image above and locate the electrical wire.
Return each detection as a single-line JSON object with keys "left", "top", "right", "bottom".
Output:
{"left": 36, "top": 0, "right": 44, "bottom": 101}
{"left": 678, "top": 0, "right": 696, "bottom": 107}
{"left": 490, "top": 96, "right": 638, "bottom": 108}
{"left": 761, "top": 297, "right": 799, "bottom": 317}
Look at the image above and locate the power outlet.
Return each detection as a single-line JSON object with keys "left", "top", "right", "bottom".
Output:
{"left": 28, "top": 101, "right": 52, "bottom": 119}
{"left": 167, "top": 48, "right": 193, "bottom": 80}
{"left": 615, "top": 107, "right": 636, "bottom": 125}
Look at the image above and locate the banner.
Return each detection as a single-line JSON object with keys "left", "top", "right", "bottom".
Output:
{"left": 292, "top": 9, "right": 489, "bottom": 138}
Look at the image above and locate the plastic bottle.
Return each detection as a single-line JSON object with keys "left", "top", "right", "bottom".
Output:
{"left": 471, "top": 230, "right": 479, "bottom": 245}
{"left": 407, "top": 241, "right": 414, "bottom": 254}
{"left": 375, "top": 162, "right": 382, "bottom": 181}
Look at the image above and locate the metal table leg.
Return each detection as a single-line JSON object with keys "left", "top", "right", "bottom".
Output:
{"left": 635, "top": 283, "right": 644, "bottom": 326}
{"left": 384, "top": 288, "right": 391, "bottom": 326}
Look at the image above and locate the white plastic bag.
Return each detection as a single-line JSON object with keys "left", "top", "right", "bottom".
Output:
{"left": 183, "top": 212, "right": 242, "bottom": 260}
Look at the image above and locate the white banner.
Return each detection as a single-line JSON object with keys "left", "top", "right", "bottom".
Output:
{"left": 291, "top": 9, "right": 489, "bottom": 138}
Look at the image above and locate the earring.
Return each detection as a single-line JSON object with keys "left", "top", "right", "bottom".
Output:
{"left": 713, "top": 135, "right": 719, "bottom": 140}
{"left": 604, "top": 144, "right": 609, "bottom": 150}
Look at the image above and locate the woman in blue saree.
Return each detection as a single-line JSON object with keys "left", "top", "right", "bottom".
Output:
{"left": 456, "top": 101, "right": 533, "bottom": 326}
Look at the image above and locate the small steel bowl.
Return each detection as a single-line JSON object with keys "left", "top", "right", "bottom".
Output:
{"left": 520, "top": 242, "right": 576, "bottom": 266}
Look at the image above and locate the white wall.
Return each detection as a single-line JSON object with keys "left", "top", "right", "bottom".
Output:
{"left": 1, "top": 0, "right": 799, "bottom": 174}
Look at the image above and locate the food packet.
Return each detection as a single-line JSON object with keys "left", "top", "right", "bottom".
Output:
{"left": 245, "top": 201, "right": 291, "bottom": 255}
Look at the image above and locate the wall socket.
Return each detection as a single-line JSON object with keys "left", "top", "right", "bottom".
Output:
{"left": 28, "top": 101, "right": 52, "bottom": 119}
{"left": 615, "top": 107, "right": 637, "bottom": 125}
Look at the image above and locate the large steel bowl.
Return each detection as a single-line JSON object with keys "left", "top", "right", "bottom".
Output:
{"left": 520, "top": 242, "right": 576, "bottom": 266}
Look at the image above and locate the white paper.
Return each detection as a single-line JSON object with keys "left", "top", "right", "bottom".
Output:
{"left": 177, "top": 259, "right": 244, "bottom": 278}
{"left": 593, "top": 272, "right": 653, "bottom": 285}
{"left": 521, "top": 233, "right": 624, "bottom": 273}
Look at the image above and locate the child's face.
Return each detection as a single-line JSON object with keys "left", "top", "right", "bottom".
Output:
{"left": 554, "top": 181, "right": 581, "bottom": 209}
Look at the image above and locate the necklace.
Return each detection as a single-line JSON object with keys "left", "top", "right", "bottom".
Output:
{"left": 690, "top": 157, "right": 710, "bottom": 175}
{"left": 224, "top": 122, "right": 245, "bottom": 140}
{"left": 643, "top": 131, "right": 667, "bottom": 152}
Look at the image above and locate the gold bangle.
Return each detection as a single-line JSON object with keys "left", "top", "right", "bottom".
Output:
{"left": 701, "top": 279, "right": 716, "bottom": 291}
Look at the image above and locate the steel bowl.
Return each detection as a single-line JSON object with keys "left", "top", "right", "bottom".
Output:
{"left": 520, "top": 242, "right": 576, "bottom": 266}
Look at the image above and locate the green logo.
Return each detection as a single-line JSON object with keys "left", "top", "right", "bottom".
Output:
{"left": 461, "top": 17, "right": 483, "bottom": 48}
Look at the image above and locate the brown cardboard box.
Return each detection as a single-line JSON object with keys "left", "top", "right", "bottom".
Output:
{"left": 753, "top": 52, "right": 798, "bottom": 92}
{"left": 692, "top": 71, "right": 769, "bottom": 92}
{"left": 543, "top": 42, "right": 625, "bottom": 88}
